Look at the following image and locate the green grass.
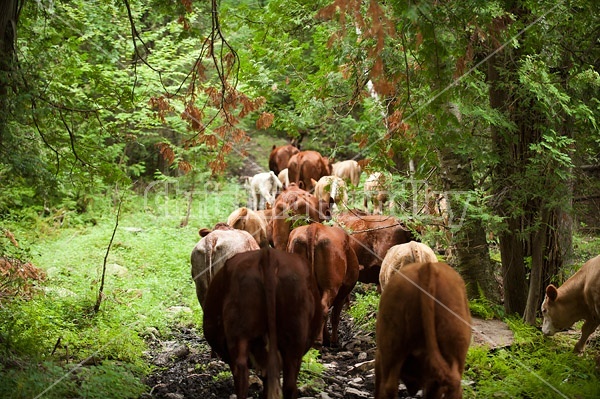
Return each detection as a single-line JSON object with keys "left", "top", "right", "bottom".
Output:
{"left": 464, "top": 318, "right": 600, "bottom": 398}
{"left": 0, "top": 180, "right": 240, "bottom": 398}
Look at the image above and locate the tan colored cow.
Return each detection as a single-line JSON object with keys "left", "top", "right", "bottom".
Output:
{"left": 375, "top": 262, "right": 471, "bottom": 399}
{"left": 379, "top": 241, "right": 438, "bottom": 291}
{"left": 227, "top": 207, "right": 269, "bottom": 248}
{"left": 363, "top": 172, "right": 391, "bottom": 215}
{"left": 332, "top": 159, "right": 362, "bottom": 186}
{"left": 190, "top": 223, "right": 259, "bottom": 308}
{"left": 311, "top": 175, "right": 348, "bottom": 212}
{"left": 541, "top": 254, "right": 600, "bottom": 353}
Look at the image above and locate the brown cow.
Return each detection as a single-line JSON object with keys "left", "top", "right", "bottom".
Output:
{"left": 287, "top": 223, "right": 359, "bottom": 347}
{"left": 541, "top": 254, "right": 600, "bottom": 353}
{"left": 375, "top": 262, "right": 471, "bottom": 399}
{"left": 334, "top": 212, "right": 415, "bottom": 284}
{"left": 203, "top": 248, "right": 322, "bottom": 399}
{"left": 287, "top": 150, "right": 332, "bottom": 192}
{"left": 332, "top": 159, "right": 362, "bottom": 186}
{"left": 190, "top": 223, "right": 259, "bottom": 308}
{"left": 379, "top": 241, "right": 438, "bottom": 291}
{"left": 227, "top": 207, "right": 269, "bottom": 248}
{"left": 271, "top": 184, "right": 330, "bottom": 250}
{"left": 269, "top": 144, "right": 299, "bottom": 175}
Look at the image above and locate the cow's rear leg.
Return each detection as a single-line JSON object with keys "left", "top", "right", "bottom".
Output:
{"left": 231, "top": 339, "right": 250, "bottom": 399}
{"left": 329, "top": 284, "right": 353, "bottom": 347}
{"left": 375, "top": 353, "right": 403, "bottom": 399}
{"left": 320, "top": 292, "right": 335, "bottom": 347}
{"left": 281, "top": 354, "right": 302, "bottom": 399}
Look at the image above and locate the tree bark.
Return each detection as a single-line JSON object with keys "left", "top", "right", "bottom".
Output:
{"left": 488, "top": 45, "right": 529, "bottom": 315}
{"left": 437, "top": 145, "right": 501, "bottom": 302}
{"left": 0, "top": 0, "right": 19, "bottom": 147}
{"left": 524, "top": 207, "right": 549, "bottom": 324}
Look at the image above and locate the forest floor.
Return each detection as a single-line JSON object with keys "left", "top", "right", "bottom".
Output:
{"left": 140, "top": 306, "right": 514, "bottom": 399}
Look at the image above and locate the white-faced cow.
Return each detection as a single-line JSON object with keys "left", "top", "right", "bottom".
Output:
{"left": 227, "top": 207, "right": 269, "bottom": 248}
{"left": 379, "top": 241, "right": 438, "bottom": 291}
{"left": 311, "top": 175, "right": 348, "bottom": 213}
{"left": 287, "top": 223, "right": 359, "bottom": 347}
{"left": 363, "top": 172, "right": 391, "bottom": 215}
{"left": 541, "top": 254, "right": 600, "bottom": 353}
{"left": 332, "top": 159, "right": 362, "bottom": 186}
{"left": 249, "top": 171, "right": 283, "bottom": 211}
{"left": 375, "top": 262, "right": 471, "bottom": 399}
{"left": 203, "top": 248, "right": 322, "bottom": 399}
{"left": 190, "top": 223, "right": 259, "bottom": 308}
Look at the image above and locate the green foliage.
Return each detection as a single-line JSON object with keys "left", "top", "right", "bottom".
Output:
{"left": 0, "top": 181, "right": 241, "bottom": 397}
{"left": 347, "top": 288, "right": 380, "bottom": 332}
{"left": 469, "top": 292, "right": 506, "bottom": 320}
{"left": 464, "top": 317, "right": 600, "bottom": 398}
{"left": 298, "top": 348, "right": 325, "bottom": 390}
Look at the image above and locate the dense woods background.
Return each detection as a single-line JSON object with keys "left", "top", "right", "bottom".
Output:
{"left": 1, "top": 0, "right": 600, "bottom": 397}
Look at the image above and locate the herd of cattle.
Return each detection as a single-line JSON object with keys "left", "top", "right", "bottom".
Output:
{"left": 189, "top": 144, "right": 600, "bottom": 399}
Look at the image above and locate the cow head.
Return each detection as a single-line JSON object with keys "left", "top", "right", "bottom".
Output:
{"left": 318, "top": 200, "right": 332, "bottom": 221}
{"left": 540, "top": 284, "right": 566, "bottom": 336}
{"left": 199, "top": 223, "right": 234, "bottom": 237}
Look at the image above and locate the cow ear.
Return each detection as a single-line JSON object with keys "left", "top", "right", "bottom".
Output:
{"left": 311, "top": 178, "right": 318, "bottom": 187}
{"left": 546, "top": 284, "right": 558, "bottom": 301}
{"left": 199, "top": 228, "right": 211, "bottom": 237}
{"left": 298, "top": 181, "right": 305, "bottom": 190}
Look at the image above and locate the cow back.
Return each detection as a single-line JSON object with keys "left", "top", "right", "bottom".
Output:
{"left": 287, "top": 150, "right": 331, "bottom": 191}
{"left": 375, "top": 262, "right": 471, "bottom": 398}
{"left": 190, "top": 228, "right": 259, "bottom": 308}
{"left": 287, "top": 223, "right": 359, "bottom": 347}
{"left": 271, "top": 185, "right": 330, "bottom": 250}
{"left": 269, "top": 144, "right": 299, "bottom": 175}
{"left": 203, "top": 248, "right": 321, "bottom": 398}
{"left": 335, "top": 213, "right": 415, "bottom": 284}
{"left": 379, "top": 242, "right": 438, "bottom": 291}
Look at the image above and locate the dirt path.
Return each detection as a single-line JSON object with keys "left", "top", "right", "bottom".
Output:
{"left": 140, "top": 309, "right": 513, "bottom": 399}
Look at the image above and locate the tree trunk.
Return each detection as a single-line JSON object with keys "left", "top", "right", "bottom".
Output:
{"left": 524, "top": 207, "right": 549, "bottom": 324}
{"left": 437, "top": 145, "right": 501, "bottom": 302}
{"left": 497, "top": 218, "right": 528, "bottom": 314}
{"left": 487, "top": 37, "right": 531, "bottom": 315}
{"left": 0, "top": 0, "right": 19, "bottom": 146}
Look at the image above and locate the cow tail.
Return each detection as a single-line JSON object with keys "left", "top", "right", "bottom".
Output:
{"left": 308, "top": 224, "right": 316, "bottom": 276}
{"left": 260, "top": 248, "right": 282, "bottom": 399}
{"left": 207, "top": 237, "right": 217, "bottom": 282}
{"left": 418, "top": 262, "right": 450, "bottom": 381}
{"left": 410, "top": 242, "right": 418, "bottom": 263}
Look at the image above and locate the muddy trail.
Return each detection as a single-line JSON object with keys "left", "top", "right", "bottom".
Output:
{"left": 139, "top": 289, "right": 513, "bottom": 399}
{"left": 140, "top": 314, "right": 387, "bottom": 399}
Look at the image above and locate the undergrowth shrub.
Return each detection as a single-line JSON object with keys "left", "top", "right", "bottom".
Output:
{"left": 348, "top": 287, "right": 380, "bottom": 332}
